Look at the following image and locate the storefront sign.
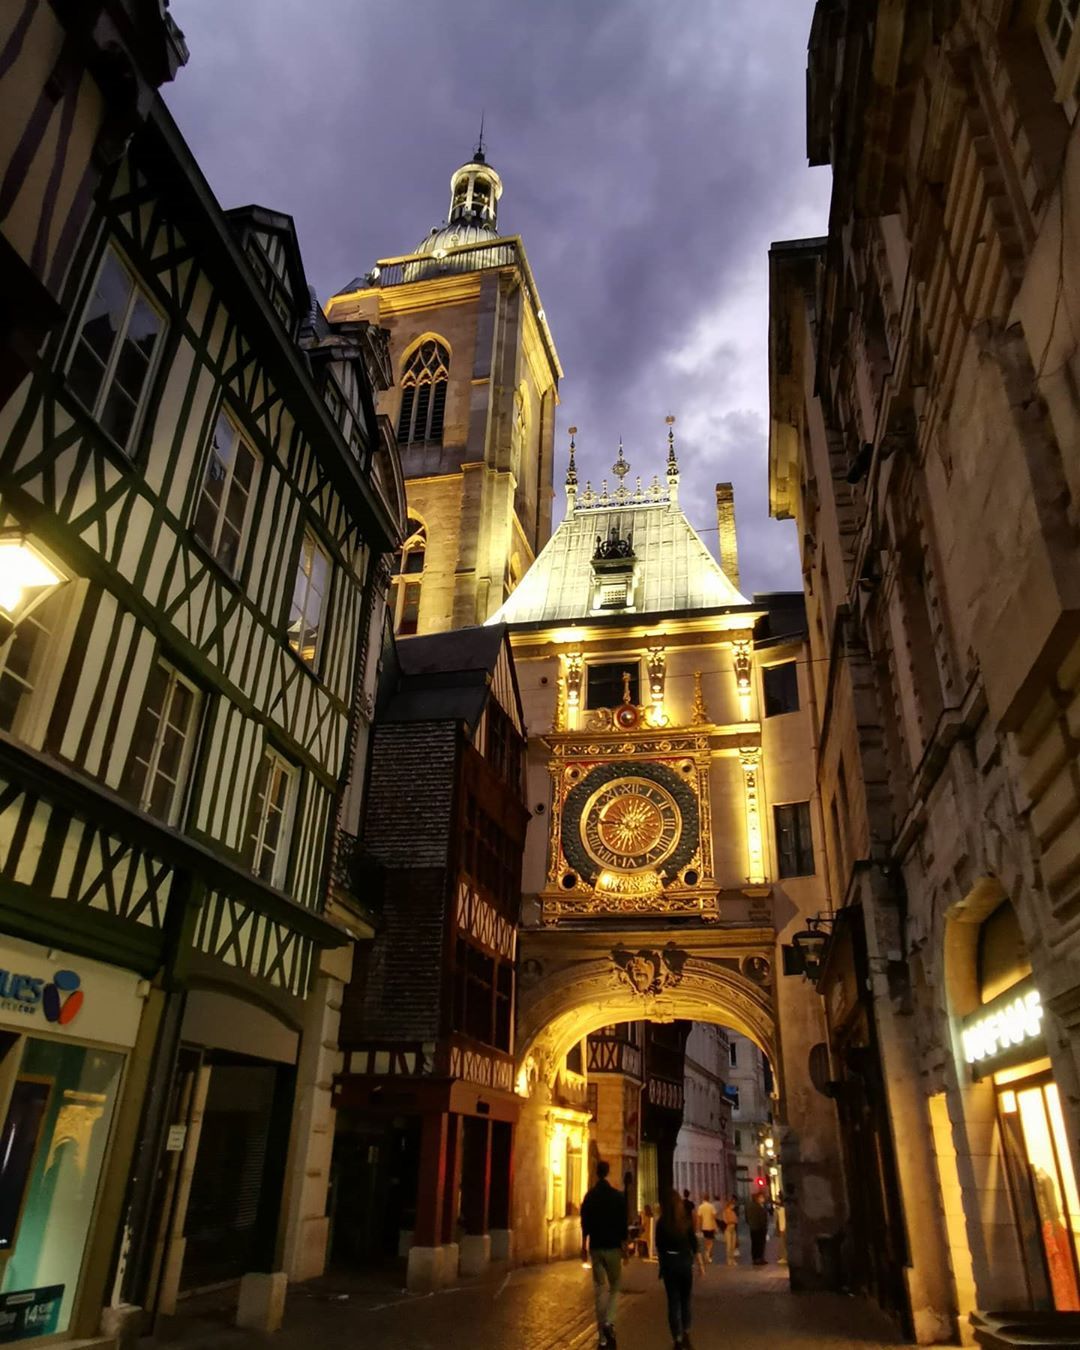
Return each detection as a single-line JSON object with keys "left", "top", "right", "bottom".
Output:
{"left": 0, "top": 937, "right": 145, "bottom": 1048}
{"left": 0, "top": 1286, "right": 64, "bottom": 1342}
{"left": 960, "top": 976, "right": 1045, "bottom": 1073}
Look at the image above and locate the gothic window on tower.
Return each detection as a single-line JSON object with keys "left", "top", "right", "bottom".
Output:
{"left": 585, "top": 660, "right": 641, "bottom": 710}
{"left": 392, "top": 516, "right": 426, "bottom": 635}
{"left": 396, "top": 339, "right": 450, "bottom": 447}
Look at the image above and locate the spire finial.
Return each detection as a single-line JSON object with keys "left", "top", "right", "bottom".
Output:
{"left": 613, "top": 437, "right": 630, "bottom": 486}
{"left": 475, "top": 110, "right": 486, "bottom": 163}
{"left": 566, "top": 427, "right": 578, "bottom": 487}
{"left": 665, "top": 415, "right": 678, "bottom": 479}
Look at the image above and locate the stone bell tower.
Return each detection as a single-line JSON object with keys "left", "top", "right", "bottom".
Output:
{"left": 325, "top": 139, "right": 562, "bottom": 634}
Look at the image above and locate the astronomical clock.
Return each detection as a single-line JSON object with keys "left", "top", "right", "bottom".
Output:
{"left": 542, "top": 682, "right": 718, "bottom": 923}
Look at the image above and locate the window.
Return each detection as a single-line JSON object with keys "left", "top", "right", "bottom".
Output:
{"left": 119, "top": 661, "right": 200, "bottom": 823}
{"left": 599, "top": 580, "right": 628, "bottom": 609}
{"left": 397, "top": 340, "right": 449, "bottom": 447}
{"left": 586, "top": 660, "right": 640, "bottom": 710}
{"left": 393, "top": 516, "right": 426, "bottom": 576}
{"left": 67, "top": 247, "right": 163, "bottom": 451}
{"left": 398, "top": 583, "right": 421, "bottom": 637}
{"left": 1038, "top": 0, "right": 1080, "bottom": 113}
{"left": 775, "top": 801, "right": 815, "bottom": 877}
{"left": 243, "top": 748, "right": 294, "bottom": 885}
{"left": 192, "top": 408, "right": 259, "bottom": 573}
{"left": 762, "top": 661, "right": 800, "bottom": 716}
{"left": 288, "top": 531, "right": 330, "bottom": 665}
{"left": 729, "top": 1041, "right": 738, "bottom": 1068}
{"left": 0, "top": 589, "right": 68, "bottom": 738}
{"left": 393, "top": 515, "right": 426, "bottom": 636}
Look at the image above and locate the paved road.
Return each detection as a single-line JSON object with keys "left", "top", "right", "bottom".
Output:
{"left": 159, "top": 1246, "right": 908, "bottom": 1350}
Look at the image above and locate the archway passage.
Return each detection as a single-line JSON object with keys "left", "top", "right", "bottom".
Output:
{"left": 510, "top": 924, "right": 842, "bottom": 1291}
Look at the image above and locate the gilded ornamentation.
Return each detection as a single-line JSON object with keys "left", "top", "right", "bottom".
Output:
{"left": 565, "top": 654, "right": 583, "bottom": 724}
{"left": 690, "top": 671, "right": 709, "bottom": 726}
{"left": 553, "top": 675, "right": 568, "bottom": 732}
{"left": 611, "top": 943, "right": 688, "bottom": 996}
{"left": 647, "top": 645, "right": 668, "bottom": 726}
{"left": 740, "top": 749, "right": 766, "bottom": 885}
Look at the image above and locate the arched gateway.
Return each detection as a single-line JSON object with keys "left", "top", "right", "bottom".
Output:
{"left": 487, "top": 431, "right": 845, "bottom": 1287}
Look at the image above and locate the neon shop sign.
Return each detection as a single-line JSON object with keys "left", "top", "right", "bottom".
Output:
{"left": 960, "top": 976, "right": 1044, "bottom": 1073}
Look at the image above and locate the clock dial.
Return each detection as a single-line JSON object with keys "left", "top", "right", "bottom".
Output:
{"left": 581, "top": 777, "right": 682, "bottom": 872}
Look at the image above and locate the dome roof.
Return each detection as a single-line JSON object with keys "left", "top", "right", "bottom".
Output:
{"left": 414, "top": 218, "right": 501, "bottom": 256}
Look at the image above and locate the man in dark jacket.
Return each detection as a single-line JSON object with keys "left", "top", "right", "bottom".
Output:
{"left": 580, "top": 1160, "right": 628, "bottom": 1349}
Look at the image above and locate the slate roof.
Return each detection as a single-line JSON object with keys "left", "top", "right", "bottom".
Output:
{"left": 488, "top": 497, "right": 751, "bottom": 627}
{"left": 381, "top": 623, "right": 523, "bottom": 733}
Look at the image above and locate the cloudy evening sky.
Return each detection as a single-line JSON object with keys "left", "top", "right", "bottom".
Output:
{"left": 165, "top": 0, "right": 830, "bottom": 594}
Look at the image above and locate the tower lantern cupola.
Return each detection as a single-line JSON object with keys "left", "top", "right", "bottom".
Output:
{"left": 448, "top": 142, "right": 503, "bottom": 230}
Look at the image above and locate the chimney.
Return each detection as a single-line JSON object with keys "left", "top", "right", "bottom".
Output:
{"left": 715, "top": 483, "right": 740, "bottom": 588}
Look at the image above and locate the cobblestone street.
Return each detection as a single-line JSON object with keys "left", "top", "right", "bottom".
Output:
{"left": 159, "top": 1242, "right": 907, "bottom": 1350}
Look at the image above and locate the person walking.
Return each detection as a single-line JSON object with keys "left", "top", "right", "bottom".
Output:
{"left": 696, "top": 1193, "right": 718, "bottom": 1268}
{"left": 722, "top": 1196, "right": 739, "bottom": 1266}
{"left": 747, "top": 1190, "right": 769, "bottom": 1265}
{"left": 657, "top": 1187, "right": 699, "bottom": 1349}
{"left": 580, "top": 1160, "right": 628, "bottom": 1349}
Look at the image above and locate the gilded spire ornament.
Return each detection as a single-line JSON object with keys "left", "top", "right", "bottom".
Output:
{"left": 565, "top": 426, "right": 578, "bottom": 514}
{"left": 613, "top": 438, "right": 630, "bottom": 488}
{"left": 665, "top": 415, "right": 680, "bottom": 506}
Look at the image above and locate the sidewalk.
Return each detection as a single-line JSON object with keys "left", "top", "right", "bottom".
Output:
{"left": 151, "top": 1245, "right": 908, "bottom": 1350}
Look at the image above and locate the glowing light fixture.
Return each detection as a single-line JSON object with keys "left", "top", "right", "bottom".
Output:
{"left": 0, "top": 533, "right": 67, "bottom": 626}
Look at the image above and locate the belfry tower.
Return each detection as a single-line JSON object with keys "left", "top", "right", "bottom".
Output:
{"left": 326, "top": 142, "right": 562, "bottom": 634}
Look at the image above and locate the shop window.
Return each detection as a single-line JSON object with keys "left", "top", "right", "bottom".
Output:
{"left": 119, "top": 660, "right": 201, "bottom": 823}
{"left": 67, "top": 246, "right": 163, "bottom": 453}
{"left": 288, "top": 530, "right": 330, "bottom": 665}
{"left": 775, "top": 801, "right": 815, "bottom": 877}
{"left": 192, "top": 408, "right": 260, "bottom": 575}
{"left": 762, "top": 661, "right": 799, "bottom": 717}
{"left": 0, "top": 1038, "right": 123, "bottom": 1341}
{"left": 586, "top": 660, "right": 640, "bottom": 710}
{"left": 243, "top": 748, "right": 295, "bottom": 885}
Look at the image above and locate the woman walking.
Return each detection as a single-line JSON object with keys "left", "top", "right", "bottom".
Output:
{"left": 656, "top": 1187, "right": 698, "bottom": 1349}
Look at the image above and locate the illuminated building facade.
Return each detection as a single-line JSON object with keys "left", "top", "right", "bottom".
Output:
{"left": 500, "top": 430, "right": 845, "bottom": 1284}
{"left": 768, "top": 0, "right": 1080, "bottom": 1339}
{"left": 325, "top": 145, "right": 561, "bottom": 635}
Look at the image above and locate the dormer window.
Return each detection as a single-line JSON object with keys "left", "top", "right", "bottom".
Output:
{"left": 590, "top": 524, "right": 637, "bottom": 612}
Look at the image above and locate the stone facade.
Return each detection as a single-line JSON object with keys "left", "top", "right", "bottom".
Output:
{"left": 769, "top": 0, "right": 1080, "bottom": 1340}
{"left": 674, "top": 1022, "right": 734, "bottom": 1203}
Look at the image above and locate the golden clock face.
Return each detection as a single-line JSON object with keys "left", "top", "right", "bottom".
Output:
{"left": 581, "top": 777, "right": 682, "bottom": 873}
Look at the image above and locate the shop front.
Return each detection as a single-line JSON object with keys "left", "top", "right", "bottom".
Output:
{"left": 0, "top": 935, "right": 147, "bottom": 1344}
{"left": 959, "top": 920, "right": 1080, "bottom": 1312}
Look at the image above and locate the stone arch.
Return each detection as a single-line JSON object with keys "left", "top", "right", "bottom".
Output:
{"left": 515, "top": 948, "right": 778, "bottom": 1091}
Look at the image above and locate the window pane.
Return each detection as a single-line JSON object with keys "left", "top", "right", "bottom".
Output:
{"left": 586, "top": 662, "right": 640, "bottom": 709}
{"left": 403, "top": 549, "right": 424, "bottom": 574}
{"left": 414, "top": 384, "right": 431, "bottom": 443}
{"left": 99, "top": 382, "right": 137, "bottom": 448}
{"left": 81, "top": 252, "right": 131, "bottom": 366}
{"left": 763, "top": 662, "right": 799, "bottom": 717}
{"left": 216, "top": 522, "right": 241, "bottom": 573}
{"left": 67, "top": 341, "right": 107, "bottom": 414}
{"left": 397, "top": 386, "right": 415, "bottom": 442}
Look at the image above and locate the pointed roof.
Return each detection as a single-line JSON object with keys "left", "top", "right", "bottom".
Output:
{"left": 489, "top": 429, "right": 750, "bottom": 626}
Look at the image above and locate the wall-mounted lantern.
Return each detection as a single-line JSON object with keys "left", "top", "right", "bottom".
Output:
{"left": 0, "top": 531, "right": 68, "bottom": 638}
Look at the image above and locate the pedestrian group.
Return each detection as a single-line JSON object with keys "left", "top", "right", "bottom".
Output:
{"left": 580, "top": 1163, "right": 784, "bottom": 1349}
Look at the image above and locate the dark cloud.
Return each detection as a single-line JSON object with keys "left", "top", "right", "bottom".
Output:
{"left": 165, "top": 0, "right": 830, "bottom": 593}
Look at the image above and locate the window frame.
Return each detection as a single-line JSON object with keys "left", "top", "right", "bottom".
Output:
{"left": 585, "top": 658, "right": 642, "bottom": 710}
{"left": 1037, "top": 0, "right": 1080, "bottom": 118}
{"left": 762, "top": 660, "right": 800, "bottom": 718}
{"left": 774, "top": 800, "right": 816, "bottom": 878}
{"left": 191, "top": 403, "right": 261, "bottom": 577}
{"left": 243, "top": 746, "right": 297, "bottom": 888}
{"left": 118, "top": 658, "right": 202, "bottom": 825}
{"left": 65, "top": 243, "right": 166, "bottom": 456}
{"left": 0, "top": 581, "right": 81, "bottom": 747}
{"left": 287, "top": 527, "right": 332, "bottom": 669}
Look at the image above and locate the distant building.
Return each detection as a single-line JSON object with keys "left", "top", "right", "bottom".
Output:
{"left": 674, "top": 1023, "right": 735, "bottom": 1202}
{"left": 726, "top": 1033, "right": 774, "bottom": 1202}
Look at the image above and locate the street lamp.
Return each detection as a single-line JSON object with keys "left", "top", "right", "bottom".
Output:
{"left": 791, "top": 915, "right": 835, "bottom": 982}
{"left": 0, "top": 533, "right": 67, "bottom": 626}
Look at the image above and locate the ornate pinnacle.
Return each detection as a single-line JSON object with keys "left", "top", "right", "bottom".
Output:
{"left": 566, "top": 426, "right": 578, "bottom": 488}
{"left": 666, "top": 415, "right": 679, "bottom": 480}
{"left": 612, "top": 437, "right": 630, "bottom": 485}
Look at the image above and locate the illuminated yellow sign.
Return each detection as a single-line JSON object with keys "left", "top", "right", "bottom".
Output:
{"left": 960, "top": 977, "right": 1044, "bottom": 1071}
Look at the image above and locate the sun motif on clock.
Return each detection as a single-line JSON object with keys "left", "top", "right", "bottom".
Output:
{"left": 581, "top": 777, "right": 682, "bottom": 873}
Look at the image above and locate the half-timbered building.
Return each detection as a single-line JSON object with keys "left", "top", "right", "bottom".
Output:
{"left": 0, "top": 83, "right": 401, "bottom": 1342}
{"left": 333, "top": 624, "right": 529, "bottom": 1291}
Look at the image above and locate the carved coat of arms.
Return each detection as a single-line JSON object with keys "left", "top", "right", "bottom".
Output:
{"left": 611, "top": 943, "right": 687, "bottom": 997}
